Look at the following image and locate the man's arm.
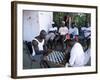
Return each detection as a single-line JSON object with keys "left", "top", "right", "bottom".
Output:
{"left": 43, "top": 40, "right": 47, "bottom": 51}
{"left": 58, "top": 28, "right": 61, "bottom": 34}
{"left": 68, "top": 49, "right": 76, "bottom": 67}
{"left": 43, "top": 40, "right": 53, "bottom": 55}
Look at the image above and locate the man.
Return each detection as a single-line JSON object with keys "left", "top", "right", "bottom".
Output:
{"left": 59, "top": 21, "right": 68, "bottom": 36}
{"left": 81, "top": 23, "right": 91, "bottom": 50}
{"left": 69, "top": 23, "right": 79, "bottom": 41}
{"left": 81, "top": 23, "right": 91, "bottom": 40}
{"left": 59, "top": 21, "right": 68, "bottom": 50}
{"left": 65, "top": 35, "right": 85, "bottom": 67}
{"left": 46, "top": 22, "right": 57, "bottom": 49}
{"left": 32, "top": 30, "right": 47, "bottom": 63}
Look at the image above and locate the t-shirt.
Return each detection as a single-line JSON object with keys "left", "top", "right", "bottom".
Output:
{"left": 81, "top": 27, "right": 91, "bottom": 39}
{"left": 59, "top": 26, "right": 68, "bottom": 35}
{"left": 69, "top": 27, "right": 79, "bottom": 36}
{"left": 69, "top": 42, "right": 85, "bottom": 67}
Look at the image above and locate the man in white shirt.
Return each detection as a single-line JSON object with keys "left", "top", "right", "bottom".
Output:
{"left": 69, "top": 23, "right": 79, "bottom": 41}
{"left": 81, "top": 23, "right": 91, "bottom": 39}
{"left": 59, "top": 21, "right": 68, "bottom": 50}
{"left": 59, "top": 21, "right": 68, "bottom": 36}
{"left": 65, "top": 36, "right": 85, "bottom": 67}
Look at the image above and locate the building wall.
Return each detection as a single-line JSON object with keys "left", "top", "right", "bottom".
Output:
{"left": 23, "top": 10, "right": 39, "bottom": 41}
{"left": 39, "top": 11, "right": 53, "bottom": 32}
{"left": 23, "top": 10, "right": 53, "bottom": 41}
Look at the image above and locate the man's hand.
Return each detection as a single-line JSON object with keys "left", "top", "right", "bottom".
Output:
{"left": 47, "top": 49, "right": 52, "bottom": 53}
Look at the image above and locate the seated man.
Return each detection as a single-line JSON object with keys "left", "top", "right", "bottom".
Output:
{"left": 65, "top": 35, "right": 85, "bottom": 67}
{"left": 32, "top": 30, "right": 49, "bottom": 68}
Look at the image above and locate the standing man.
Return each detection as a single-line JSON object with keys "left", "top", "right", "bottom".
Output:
{"left": 59, "top": 21, "right": 69, "bottom": 50}
{"left": 81, "top": 23, "right": 91, "bottom": 40}
{"left": 69, "top": 23, "right": 79, "bottom": 41}
{"left": 81, "top": 23, "right": 91, "bottom": 49}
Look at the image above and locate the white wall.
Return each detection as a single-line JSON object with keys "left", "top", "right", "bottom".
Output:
{"left": 39, "top": 11, "right": 53, "bottom": 32}
{"left": 0, "top": 0, "right": 100, "bottom": 80}
{"left": 23, "top": 10, "right": 40, "bottom": 41}
{"left": 23, "top": 11, "right": 53, "bottom": 41}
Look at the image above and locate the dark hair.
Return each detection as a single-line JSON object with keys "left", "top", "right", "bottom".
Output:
{"left": 40, "top": 30, "right": 46, "bottom": 34}
{"left": 40, "top": 30, "right": 47, "bottom": 39}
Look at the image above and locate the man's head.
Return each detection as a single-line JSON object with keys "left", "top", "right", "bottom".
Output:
{"left": 39, "top": 30, "right": 47, "bottom": 39}
{"left": 71, "top": 22, "right": 75, "bottom": 28}
{"left": 85, "top": 22, "right": 90, "bottom": 28}
{"left": 52, "top": 22, "right": 55, "bottom": 28}
{"left": 66, "top": 34, "right": 75, "bottom": 47}
{"left": 61, "top": 21, "right": 65, "bottom": 27}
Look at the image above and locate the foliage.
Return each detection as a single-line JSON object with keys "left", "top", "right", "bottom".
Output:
{"left": 53, "top": 12, "right": 91, "bottom": 28}
{"left": 53, "top": 12, "right": 65, "bottom": 27}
